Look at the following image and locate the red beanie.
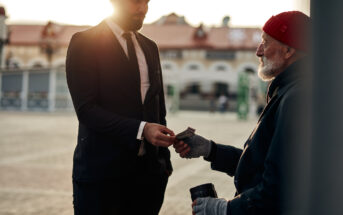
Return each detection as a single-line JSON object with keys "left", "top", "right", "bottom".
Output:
{"left": 262, "top": 11, "right": 311, "bottom": 52}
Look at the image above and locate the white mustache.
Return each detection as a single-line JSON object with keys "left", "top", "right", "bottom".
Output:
{"left": 260, "top": 56, "right": 266, "bottom": 64}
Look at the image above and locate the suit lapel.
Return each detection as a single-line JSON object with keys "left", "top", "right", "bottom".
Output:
{"left": 100, "top": 22, "right": 143, "bottom": 102}
{"left": 100, "top": 21, "right": 129, "bottom": 65}
{"left": 135, "top": 33, "right": 160, "bottom": 104}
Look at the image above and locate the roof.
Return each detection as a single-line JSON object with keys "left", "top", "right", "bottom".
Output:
{"left": 140, "top": 24, "right": 261, "bottom": 50}
{"left": 8, "top": 14, "right": 262, "bottom": 50}
{"left": 8, "top": 24, "right": 90, "bottom": 46}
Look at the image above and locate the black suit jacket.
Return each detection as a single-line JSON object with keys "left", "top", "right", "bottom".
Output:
{"left": 66, "top": 21, "right": 171, "bottom": 181}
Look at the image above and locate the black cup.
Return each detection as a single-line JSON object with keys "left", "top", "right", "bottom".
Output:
{"left": 189, "top": 183, "right": 218, "bottom": 201}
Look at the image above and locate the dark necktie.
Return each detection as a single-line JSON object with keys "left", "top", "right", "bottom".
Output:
{"left": 122, "top": 32, "right": 140, "bottom": 72}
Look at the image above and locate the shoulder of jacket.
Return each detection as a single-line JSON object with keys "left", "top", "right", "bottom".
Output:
{"left": 283, "top": 80, "right": 304, "bottom": 99}
{"left": 70, "top": 21, "right": 106, "bottom": 42}
{"left": 277, "top": 81, "right": 305, "bottom": 112}
{"left": 137, "top": 32, "right": 157, "bottom": 47}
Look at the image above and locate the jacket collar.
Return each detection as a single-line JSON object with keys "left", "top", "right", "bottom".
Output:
{"left": 99, "top": 20, "right": 160, "bottom": 105}
{"left": 257, "top": 57, "right": 309, "bottom": 122}
{"left": 267, "top": 57, "right": 309, "bottom": 101}
{"left": 105, "top": 17, "right": 126, "bottom": 39}
{"left": 135, "top": 32, "right": 161, "bottom": 104}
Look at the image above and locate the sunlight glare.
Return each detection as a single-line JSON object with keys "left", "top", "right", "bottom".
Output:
{"left": 62, "top": 0, "right": 114, "bottom": 25}
{"left": 0, "top": 0, "right": 299, "bottom": 27}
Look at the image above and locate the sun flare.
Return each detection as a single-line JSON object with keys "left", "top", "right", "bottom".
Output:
{"left": 62, "top": 1, "right": 114, "bottom": 25}
{"left": 1, "top": 0, "right": 301, "bottom": 27}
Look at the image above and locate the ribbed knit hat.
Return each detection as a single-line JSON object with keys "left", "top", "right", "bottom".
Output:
{"left": 262, "top": 11, "right": 311, "bottom": 52}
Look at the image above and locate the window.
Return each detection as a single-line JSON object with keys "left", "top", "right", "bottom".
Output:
{"left": 188, "top": 64, "right": 199, "bottom": 71}
{"left": 216, "top": 65, "right": 227, "bottom": 72}
{"left": 206, "top": 51, "right": 236, "bottom": 60}
{"left": 32, "top": 62, "right": 44, "bottom": 68}
{"left": 160, "top": 51, "right": 182, "bottom": 59}
{"left": 162, "top": 64, "right": 173, "bottom": 70}
{"left": 188, "top": 83, "right": 200, "bottom": 94}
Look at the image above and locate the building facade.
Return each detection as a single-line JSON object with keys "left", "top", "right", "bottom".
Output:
{"left": 0, "top": 13, "right": 266, "bottom": 113}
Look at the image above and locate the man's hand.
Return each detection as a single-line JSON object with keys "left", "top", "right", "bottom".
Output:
{"left": 192, "top": 197, "right": 228, "bottom": 215}
{"left": 143, "top": 123, "right": 175, "bottom": 147}
{"left": 173, "top": 134, "right": 212, "bottom": 158}
{"left": 173, "top": 140, "right": 191, "bottom": 158}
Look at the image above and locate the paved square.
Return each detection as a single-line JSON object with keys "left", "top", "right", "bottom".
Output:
{"left": 0, "top": 111, "right": 256, "bottom": 215}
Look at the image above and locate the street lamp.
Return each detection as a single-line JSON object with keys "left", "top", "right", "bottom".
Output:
{"left": 0, "top": 6, "right": 8, "bottom": 69}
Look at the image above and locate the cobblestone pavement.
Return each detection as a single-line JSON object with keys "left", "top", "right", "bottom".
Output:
{"left": 0, "top": 111, "right": 256, "bottom": 215}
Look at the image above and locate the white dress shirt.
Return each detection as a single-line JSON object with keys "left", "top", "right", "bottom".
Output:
{"left": 105, "top": 17, "right": 150, "bottom": 155}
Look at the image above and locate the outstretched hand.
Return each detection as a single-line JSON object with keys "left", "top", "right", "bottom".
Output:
{"left": 143, "top": 123, "right": 175, "bottom": 147}
{"left": 173, "top": 134, "right": 212, "bottom": 158}
{"left": 173, "top": 140, "right": 191, "bottom": 158}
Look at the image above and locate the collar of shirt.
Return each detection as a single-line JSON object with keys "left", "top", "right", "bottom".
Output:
{"left": 105, "top": 17, "right": 126, "bottom": 37}
{"left": 105, "top": 17, "right": 135, "bottom": 57}
{"left": 104, "top": 17, "right": 150, "bottom": 104}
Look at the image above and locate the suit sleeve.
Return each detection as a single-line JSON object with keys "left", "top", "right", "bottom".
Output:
{"left": 154, "top": 43, "right": 173, "bottom": 173}
{"left": 66, "top": 32, "right": 141, "bottom": 148}
{"left": 228, "top": 87, "right": 305, "bottom": 214}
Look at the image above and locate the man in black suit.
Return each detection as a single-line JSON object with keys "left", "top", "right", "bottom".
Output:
{"left": 66, "top": 0, "right": 175, "bottom": 214}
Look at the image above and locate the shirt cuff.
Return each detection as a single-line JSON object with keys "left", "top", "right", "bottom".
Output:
{"left": 137, "top": 121, "right": 147, "bottom": 140}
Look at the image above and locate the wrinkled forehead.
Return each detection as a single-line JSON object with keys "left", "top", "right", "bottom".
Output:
{"left": 262, "top": 32, "right": 272, "bottom": 41}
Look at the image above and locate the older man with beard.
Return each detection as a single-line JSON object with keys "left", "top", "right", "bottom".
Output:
{"left": 66, "top": 0, "right": 176, "bottom": 214}
{"left": 174, "top": 11, "right": 311, "bottom": 215}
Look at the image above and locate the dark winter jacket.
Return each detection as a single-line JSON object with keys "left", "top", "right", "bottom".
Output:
{"left": 206, "top": 58, "right": 310, "bottom": 215}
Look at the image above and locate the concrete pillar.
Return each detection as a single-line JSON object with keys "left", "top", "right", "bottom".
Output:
{"left": 48, "top": 68, "right": 56, "bottom": 112}
{"left": 0, "top": 46, "right": 5, "bottom": 69}
{"left": 0, "top": 72, "right": 2, "bottom": 109}
{"left": 21, "top": 71, "right": 29, "bottom": 111}
{"left": 309, "top": 0, "right": 343, "bottom": 214}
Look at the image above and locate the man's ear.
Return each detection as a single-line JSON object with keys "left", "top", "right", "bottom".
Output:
{"left": 284, "top": 46, "right": 296, "bottom": 59}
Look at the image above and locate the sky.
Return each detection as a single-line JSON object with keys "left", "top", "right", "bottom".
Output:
{"left": 0, "top": 0, "right": 307, "bottom": 27}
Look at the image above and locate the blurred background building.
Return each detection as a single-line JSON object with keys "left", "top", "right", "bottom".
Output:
{"left": 0, "top": 9, "right": 266, "bottom": 115}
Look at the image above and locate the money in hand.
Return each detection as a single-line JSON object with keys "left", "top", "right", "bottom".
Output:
{"left": 176, "top": 127, "right": 196, "bottom": 140}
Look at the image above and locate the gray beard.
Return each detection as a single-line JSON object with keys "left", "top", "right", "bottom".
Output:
{"left": 258, "top": 57, "right": 282, "bottom": 81}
